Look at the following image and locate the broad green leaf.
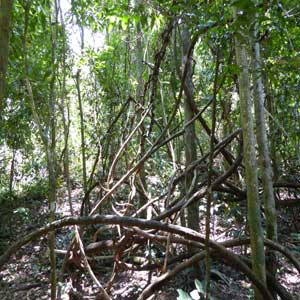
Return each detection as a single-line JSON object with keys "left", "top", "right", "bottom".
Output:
{"left": 194, "top": 279, "right": 205, "bottom": 294}
{"left": 176, "top": 289, "right": 192, "bottom": 300}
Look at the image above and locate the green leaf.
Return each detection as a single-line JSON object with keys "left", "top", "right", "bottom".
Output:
{"left": 211, "top": 269, "right": 230, "bottom": 286}
{"left": 176, "top": 289, "right": 192, "bottom": 300}
{"left": 194, "top": 279, "right": 205, "bottom": 294}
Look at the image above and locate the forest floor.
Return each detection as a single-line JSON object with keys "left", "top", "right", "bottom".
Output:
{"left": 0, "top": 186, "right": 300, "bottom": 300}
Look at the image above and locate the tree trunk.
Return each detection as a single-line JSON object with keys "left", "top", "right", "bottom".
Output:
{"left": 48, "top": 1, "right": 58, "bottom": 298}
{"left": 253, "top": 20, "right": 278, "bottom": 296}
{"left": 9, "top": 148, "right": 15, "bottom": 196}
{"left": 205, "top": 51, "right": 220, "bottom": 299}
{"left": 265, "top": 79, "right": 279, "bottom": 181}
{"left": 234, "top": 8, "right": 266, "bottom": 300}
{"left": 24, "top": 2, "right": 58, "bottom": 298}
{"left": 76, "top": 24, "right": 89, "bottom": 215}
{"left": 135, "top": 0, "right": 148, "bottom": 219}
{"left": 181, "top": 25, "right": 200, "bottom": 234}
{"left": 59, "top": 1, "right": 73, "bottom": 216}
{"left": 0, "top": 0, "right": 13, "bottom": 112}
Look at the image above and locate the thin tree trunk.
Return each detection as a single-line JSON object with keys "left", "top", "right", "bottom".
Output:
{"left": 135, "top": 0, "right": 148, "bottom": 219}
{"left": 205, "top": 51, "right": 220, "bottom": 299}
{"left": 0, "top": 0, "right": 13, "bottom": 112}
{"left": 9, "top": 148, "right": 15, "bottom": 196}
{"left": 160, "top": 82, "right": 176, "bottom": 171}
{"left": 181, "top": 24, "right": 200, "bottom": 236}
{"left": 253, "top": 20, "right": 278, "bottom": 296}
{"left": 75, "top": 24, "right": 88, "bottom": 214}
{"left": 234, "top": 8, "right": 266, "bottom": 300}
{"left": 265, "top": 79, "right": 279, "bottom": 181}
{"left": 23, "top": 1, "right": 58, "bottom": 298}
{"left": 48, "top": 1, "right": 58, "bottom": 298}
{"left": 59, "top": 0, "right": 73, "bottom": 216}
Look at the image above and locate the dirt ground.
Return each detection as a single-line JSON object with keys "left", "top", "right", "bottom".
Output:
{"left": 1, "top": 188, "right": 300, "bottom": 300}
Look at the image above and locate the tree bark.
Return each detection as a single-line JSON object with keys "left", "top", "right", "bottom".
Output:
{"left": 234, "top": 8, "right": 266, "bottom": 300}
{"left": 48, "top": 1, "right": 58, "bottom": 298}
{"left": 23, "top": 1, "right": 58, "bottom": 298}
{"left": 76, "top": 23, "right": 89, "bottom": 215}
{"left": 181, "top": 24, "right": 201, "bottom": 281}
{"left": 265, "top": 79, "right": 279, "bottom": 180}
{"left": 135, "top": 0, "right": 148, "bottom": 219}
{"left": 205, "top": 51, "right": 220, "bottom": 299}
{"left": 9, "top": 148, "right": 15, "bottom": 196}
{"left": 181, "top": 24, "right": 199, "bottom": 233}
{"left": 0, "top": 0, "right": 13, "bottom": 112}
{"left": 59, "top": 1, "right": 73, "bottom": 216}
{"left": 253, "top": 20, "right": 278, "bottom": 296}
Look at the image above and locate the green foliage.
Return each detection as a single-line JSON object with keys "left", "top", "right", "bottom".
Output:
{"left": 176, "top": 289, "right": 192, "bottom": 300}
{"left": 176, "top": 279, "right": 213, "bottom": 300}
{"left": 13, "top": 207, "right": 30, "bottom": 223}
{"left": 0, "top": 190, "right": 18, "bottom": 208}
{"left": 194, "top": 279, "right": 205, "bottom": 294}
{"left": 0, "top": 179, "right": 48, "bottom": 216}
{"left": 21, "top": 179, "right": 49, "bottom": 201}
{"left": 0, "top": 0, "right": 299, "bottom": 298}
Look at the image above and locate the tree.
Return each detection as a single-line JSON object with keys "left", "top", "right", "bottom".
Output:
{"left": 252, "top": 13, "right": 278, "bottom": 293}
{"left": 135, "top": 0, "right": 148, "bottom": 219}
{"left": 234, "top": 6, "right": 266, "bottom": 300}
{"left": 75, "top": 23, "right": 89, "bottom": 215}
{"left": 181, "top": 22, "right": 200, "bottom": 265}
{"left": 1, "top": 1, "right": 300, "bottom": 299}
{"left": 23, "top": 0, "right": 59, "bottom": 298}
{"left": 0, "top": 0, "right": 13, "bottom": 112}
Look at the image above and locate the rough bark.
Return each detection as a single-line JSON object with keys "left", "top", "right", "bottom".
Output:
{"left": 48, "top": 1, "right": 58, "bottom": 298}
{"left": 181, "top": 24, "right": 200, "bottom": 233}
{"left": 0, "top": 0, "right": 13, "bottom": 111}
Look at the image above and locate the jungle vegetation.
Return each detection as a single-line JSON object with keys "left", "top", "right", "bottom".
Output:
{"left": 0, "top": 0, "right": 300, "bottom": 299}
